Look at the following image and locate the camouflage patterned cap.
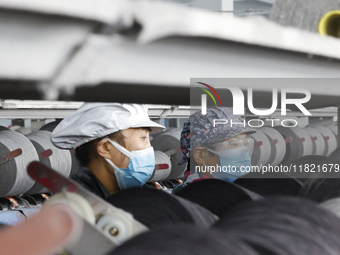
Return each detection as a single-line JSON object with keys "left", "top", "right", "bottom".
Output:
{"left": 178, "top": 107, "right": 256, "bottom": 165}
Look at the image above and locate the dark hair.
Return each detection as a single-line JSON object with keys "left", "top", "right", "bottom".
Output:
{"left": 75, "top": 127, "right": 152, "bottom": 167}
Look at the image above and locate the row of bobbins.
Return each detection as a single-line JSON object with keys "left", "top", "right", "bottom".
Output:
{"left": 0, "top": 127, "right": 76, "bottom": 198}
{"left": 250, "top": 125, "right": 338, "bottom": 166}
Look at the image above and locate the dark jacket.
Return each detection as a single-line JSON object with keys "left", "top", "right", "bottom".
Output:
{"left": 71, "top": 166, "right": 111, "bottom": 199}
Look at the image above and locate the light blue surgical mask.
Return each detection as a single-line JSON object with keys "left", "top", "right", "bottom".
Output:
{"left": 104, "top": 138, "right": 155, "bottom": 189}
{"left": 207, "top": 146, "right": 252, "bottom": 182}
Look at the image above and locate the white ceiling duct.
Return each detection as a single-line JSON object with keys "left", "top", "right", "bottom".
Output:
{"left": 0, "top": 0, "right": 339, "bottom": 105}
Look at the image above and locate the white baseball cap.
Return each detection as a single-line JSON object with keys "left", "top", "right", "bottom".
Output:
{"left": 51, "top": 103, "right": 165, "bottom": 150}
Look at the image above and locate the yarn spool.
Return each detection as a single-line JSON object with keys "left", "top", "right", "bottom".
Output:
{"left": 173, "top": 195, "right": 219, "bottom": 227}
{"left": 314, "top": 126, "right": 337, "bottom": 156}
{"left": 42, "top": 121, "right": 79, "bottom": 176}
{"left": 110, "top": 225, "right": 258, "bottom": 255}
{"left": 249, "top": 130, "right": 271, "bottom": 166}
{"left": 173, "top": 179, "right": 256, "bottom": 217}
{"left": 0, "top": 130, "right": 38, "bottom": 197}
{"left": 324, "top": 146, "right": 340, "bottom": 167}
{"left": 157, "top": 128, "right": 182, "bottom": 140}
{"left": 326, "top": 125, "right": 338, "bottom": 138}
{"left": 320, "top": 198, "right": 340, "bottom": 219}
{"left": 16, "top": 127, "right": 32, "bottom": 136}
{"left": 273, "top": 126, "right": 303, "bottom": 165}
{"left": 148, "top": 151, "right": 172, "bottom": 182}
{"left": 214, "top": 197, "right": 340, "bottom": 255}
{"left": 9, "top": 125, "right": 21, "bottom": 131}
{"left": 233, "top": 183, "right": 263, "bottom": 201}
{"left": 26, "top": 130, "right": 72, "bottom": 194}
{"left": 151, "top": 128, "right": 186, "bottom": 180}
{"left": 284, "top": 155, "right": 328, "bottom": 181}
{"left": 299, "top": 178, "right": 340, "bottom": 203}
{"left": 291, "top": 127, "right": 313, "bottom": 156}
{"left": 303, "top": 127, "right": 325, "bottom": 156}
{"left": 39, "top": 120, "right": 62, "bottom": 132}
{"left": 234, "top": 172, "right": 302, "bottom": 197}
{"left": 259, "top": 127, "right": 286, "bottom": 166}
{"left": 106, "top": 187, "right": 194, "bottom": 229}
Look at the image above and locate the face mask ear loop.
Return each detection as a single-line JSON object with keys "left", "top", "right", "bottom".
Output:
{"left": 104, "top": 158, "right": 125, "bottom": 190}
{"left": 205, "top": 147, "right": 219, "bottom": 156}
{"left": 106, "top": 137, "right": 134, "bottom": 159}
{"left": 242, "top": 147, "right": 247, "bottom": 157}
{"left": 121, "top": 130, "right": 129, "bottom": 138}
{"left": 104, "top": 158, "right": 123, "bottom": 173}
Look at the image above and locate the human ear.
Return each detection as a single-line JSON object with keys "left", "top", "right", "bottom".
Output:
{"left": 96, "top": 139, "right": 112, "bottom": 159}
{"left": 193, "top": 147, "right": 207, "bottom": 165}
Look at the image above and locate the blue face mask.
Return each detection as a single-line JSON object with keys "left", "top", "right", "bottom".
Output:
{"left": 104, "top": 138, "right": 155, "bottom": 189}
{"left": 209, "top": 146, "right": 252, "bottom": 182}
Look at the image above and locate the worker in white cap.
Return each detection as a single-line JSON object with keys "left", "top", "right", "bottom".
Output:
{"left": 51, "top": 103, "right": 165, "bottom": 199}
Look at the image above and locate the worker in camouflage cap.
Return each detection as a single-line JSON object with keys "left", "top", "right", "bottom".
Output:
{"left": 179, "top": 107, "right": 255, "bottom": 165}
{"left": 173, "top": 107, "right": 256, "bottom": 192}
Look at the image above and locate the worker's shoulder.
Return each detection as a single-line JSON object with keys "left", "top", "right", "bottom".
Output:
{"left": 70, "top": 166, "right": 105, "bottom": 198}
{"left": 71, "top": 166, "right": 96, "bottom": 183}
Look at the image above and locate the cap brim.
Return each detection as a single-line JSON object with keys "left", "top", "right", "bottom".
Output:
{"left": 244, "top": 130, "right": 257, "bottom": 136}
{"left": 129, "top": 120, "right": 165, "bottom": 134}
{"left": 240, "top": 127, "right": 257, "bottom": 136}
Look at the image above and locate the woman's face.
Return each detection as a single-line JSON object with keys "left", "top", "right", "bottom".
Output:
{"left": 200, "top": 133, "right": 247, "bottom": 172}
{"left": 110, "top": 128, "right": 152, "bottom": 169}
